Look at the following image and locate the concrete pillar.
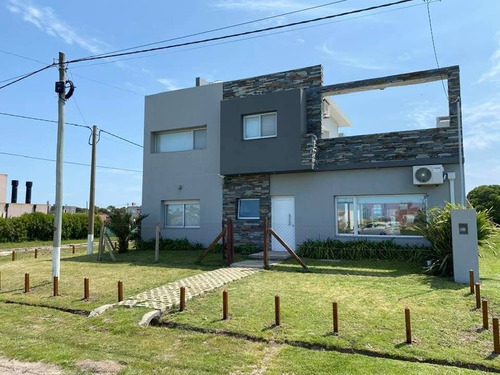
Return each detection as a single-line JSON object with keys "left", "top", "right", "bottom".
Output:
{"left": 451, "top": 209, "right": 479, "bottom": 284}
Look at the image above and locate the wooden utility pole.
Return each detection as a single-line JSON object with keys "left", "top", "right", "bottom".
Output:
{"left": 87, "top": 125, "right": 98, "bottom": 254}
{"left": 52, "top": 51, "right": 66, "bottom": 279}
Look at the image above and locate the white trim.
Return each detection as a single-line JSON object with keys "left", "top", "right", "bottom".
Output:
{"left": 243, "top": 112, "right": 277, "bottom": 140}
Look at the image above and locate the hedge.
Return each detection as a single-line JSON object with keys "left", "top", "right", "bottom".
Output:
{"left": 0, "top": 212, "right": 102, "bottom": 243}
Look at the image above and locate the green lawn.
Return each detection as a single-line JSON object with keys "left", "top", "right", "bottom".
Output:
{"left": 0, "top": 236, "right": 498, "bottom": 374}
{"left": 0, "top": 238, "right": 92, "bottom": 250}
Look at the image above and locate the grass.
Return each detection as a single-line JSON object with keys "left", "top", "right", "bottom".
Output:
{"left": 0, "top": 235, "right": 498, "bottom": 373}
{"left": 0, "top": 246, "right": 237, "bottom": 312}
{"left": 0, "top": 238, "right": 92, "bottom": 250}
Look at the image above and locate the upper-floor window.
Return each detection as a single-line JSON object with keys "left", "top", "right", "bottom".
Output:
{"left": 155, "top": 127, "right": 207, "bottom": 153}
{"left": 243, "top": 112, "right": 277, "bottom": 140}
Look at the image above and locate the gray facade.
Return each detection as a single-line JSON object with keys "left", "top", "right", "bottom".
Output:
{"left": 142, "top": 82, "right": 223, "bottom": 243}
{"left": 142, "top": 64, "right": 465, "bottom": 249}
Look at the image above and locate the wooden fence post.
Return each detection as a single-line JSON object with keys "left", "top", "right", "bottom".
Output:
{"left": 118, "top": 281, "right": 123, "bottom": 302}
{"left": 493, "top": 316, "right": 500, "bottom": 354}
{"left": 333, "top": 301, "right": 339, "bottom": 334}
{"left": 155, "top": 222, "right": 160, "bottom": 263}
{"left": 180, "top": 286, "right": 186, "bottom": 311}
{"left": 11, "top": 251, "right": 15, "bottom": 261}
{"left": 275, "top": 295, "right": 281, "bottom": 326}
{"left": 469, "top": 270, "right": 475, "bottom": 294}
{"left": 227, "top": 218, "right": 234, "bottom": 266}
{"left": 84, "top": 278, "right": 90, "bottom": 300}
{"left": 483, "top": 299, "right": 489, "bottom": 330}
{"left": 34, "top": 249, "right": 38, "bottom": 259}
{"left": 475, "top": 283, "right": 481, "bottom": 309}
{"left": 405, "top": 307, "right": 412, "bottom": 344}
{"left": 72, "top": 245, "right": 75, "bottom": 254}
{"left": 223, "top": 290, "right": 229, "bottom": 320}
{"left": 53, "top": 276, "right": 59, "bottom": 297}
{"left": 24, "top": 273, "right": 30, "bottom": 293}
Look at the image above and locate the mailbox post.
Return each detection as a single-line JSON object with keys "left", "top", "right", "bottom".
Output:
{"left": 451, "top": 209, "right": 479, "bottom": 284}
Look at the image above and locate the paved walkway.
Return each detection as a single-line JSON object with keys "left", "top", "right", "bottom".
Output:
{"left": 117, "top": 267, "right": 260, "bottom": 311}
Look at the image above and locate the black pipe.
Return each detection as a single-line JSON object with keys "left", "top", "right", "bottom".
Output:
{"left": 11, "top": 180, "right": 18, "bottom": 203}
{"left": 25, "top": 181, "right": 33, "bottom": 204}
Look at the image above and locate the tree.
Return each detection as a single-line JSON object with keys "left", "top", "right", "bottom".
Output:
{"left": 467, "top": 185, "right": 500, "bottom": 224}
{"left": 106, "top": 208, "right": 147, "bottom": 253}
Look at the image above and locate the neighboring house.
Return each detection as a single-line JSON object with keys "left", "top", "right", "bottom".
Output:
{"left": 142, "top": 65, "right": 463, "bottom": 250}
{"left": 0, "top": 176, "right": 50, "bottom": 218}
{"left": 126, "top": 203, "right": 142, "bottom": 218}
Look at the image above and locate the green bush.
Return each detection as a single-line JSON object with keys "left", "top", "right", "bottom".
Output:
{"left": 297, "top": 238, "right": 430, "bottom": 262}
{"left": 0, "top": 213, "right": 102, "bottom": 243}
{"left": 414, "top": 203, "right": 497, "bottom": 276}
{"left": 467, "top": 185, "right": 500, "bottom": 224}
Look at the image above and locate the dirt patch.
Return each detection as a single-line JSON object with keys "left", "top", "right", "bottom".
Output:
{"left": 0, "top": 356, "right": 63, "bottom": 374}
{"left": 77, "top": 360, "right": 126, "bottom": 374}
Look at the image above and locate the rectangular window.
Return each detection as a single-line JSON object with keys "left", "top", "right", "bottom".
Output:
{"left": 164, "top": 201, "right": 200, "bottom": 228}
{"left": 155, "top": 127, "right": 207, "bottom": 153}
{"left": 335, "top": 195, "right": 426, "bottom": 237}
{"left": 237, "top": 199, "right": 260, "bottom": 220}
{"left": 243, "top": 112, "right": 277, "bottom": 140}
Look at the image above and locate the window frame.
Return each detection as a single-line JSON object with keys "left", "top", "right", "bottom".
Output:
{"left": 237, "top": 199, "right": 260, "bottom": 220}
{"left": 243, "top": 112, "right": 277, "bottom": 140}
{"left": 154, "top": 127, "right": 207, "bottom": 153}
{"left": 335, "top": 194, "right": 426, "bottom": 238}
{"left": 164, "top": 200, "right": 200, "bottom": 228}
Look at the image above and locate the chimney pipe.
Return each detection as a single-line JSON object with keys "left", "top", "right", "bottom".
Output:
{"left": 25, "top": 181, "right": 33, "bottom": 204}
{"left": 11, "top": 180, "right": 18, "bottom": 203}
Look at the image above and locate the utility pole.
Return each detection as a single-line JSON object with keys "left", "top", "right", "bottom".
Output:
{"left": 87, "top": 124, "right": 98, "bottom": 254}
{"left": 52, "top": 51, "right": 66, "bottom": 279}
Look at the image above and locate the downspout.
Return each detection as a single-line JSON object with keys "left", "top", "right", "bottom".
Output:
{"left": 446, "top": 172, "right": 456, "bottom": 204}
{"left": 456, "top": 98, "right": 466, "bottom": 206}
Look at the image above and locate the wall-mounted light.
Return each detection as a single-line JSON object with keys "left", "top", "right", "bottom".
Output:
{"left": 178, "top": 185, "right": 182, "bottom": 190}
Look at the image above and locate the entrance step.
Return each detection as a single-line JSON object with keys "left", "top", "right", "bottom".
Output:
{"left": 248, "top": 251, "right": 291, "bottom": 261}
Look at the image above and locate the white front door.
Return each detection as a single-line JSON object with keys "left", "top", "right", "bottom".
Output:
{"left": 271, "top": 196, "right": 295, "bottom": 251}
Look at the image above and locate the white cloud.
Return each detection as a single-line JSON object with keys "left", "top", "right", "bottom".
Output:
{"left": 320, "top": 42, "right": 395, "bottom": 71}
{"left": 6, "top": 0, "right": 108, "bottom": 54}
{"left": 157, "top": 78, "right": 180, "bottom": 91}
{"left": 404, "top": 101, "right": 443, "bottom": 130}
{"left": 463, "top": 99, "right": 500, "bottom": 149}
{"left": 478, "top": 32, "right": 500, "bottom": 84}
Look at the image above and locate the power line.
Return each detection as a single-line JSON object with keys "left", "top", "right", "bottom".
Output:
{"left": 0, "top": 64, "right": 54, "bottom": 90}
{"left": 66, "top": 0, "right": 414, "bottom": 65}
{"left": 0, "top": 151, "right": 142, "bottom": 173}
{"left": 86, "top": 0, "right": 348, "bottom": 59}
{"left": 0, "top": 111, "right": 144, "bottom": 148}
{"left": 0, "top": 49, "right": 49, "bottom": 65}
{"left": 71, "top": 0, "right": 436, "bottom": 69}
{"left": 99, "top": 129, "right": 143, "bottom": 148}
{"left": 424, "top": 0, "right": 447, "bottom": 99}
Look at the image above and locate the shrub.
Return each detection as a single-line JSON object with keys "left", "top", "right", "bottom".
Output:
{"left": 467, "top": 185, "right": 500, "bottom": 224}
{"left": 106, "top": 209, "right": 147, "bottom": 253}
{"left": 414, "top": 203, "right": 497, "bottom": 276}
{"left": 0, "top": 213, "right": 102, "bottom": 243}
{"left": 297, "top": 238, "right": 429, "bottom": 262}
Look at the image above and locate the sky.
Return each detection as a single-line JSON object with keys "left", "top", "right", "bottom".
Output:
{"left": 0, "top": 0, "right": 498, "bottom": 209}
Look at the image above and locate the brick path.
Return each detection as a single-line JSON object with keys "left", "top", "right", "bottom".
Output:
{"left": 117, "top": 267, "right": 260, "bottom": 311}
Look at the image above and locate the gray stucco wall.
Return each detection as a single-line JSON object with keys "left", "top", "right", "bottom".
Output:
{"left": 141, "top": 83, "right": 223, "bottom": 245}
{"left": 270, "top": 164, "right": 462, "bottom": 246}
{"left": 220, "top": 89, "right": 307, "bottom": 175}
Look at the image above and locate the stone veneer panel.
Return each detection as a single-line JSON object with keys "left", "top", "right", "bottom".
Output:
{"left": 223, "top": 65, "right": 324, "bottom": 138}
{"left": 316, "top": 127, "right": 459, "bottom": 167}
{"left": 223, "top": 174, "right": 270, "bottom": 248}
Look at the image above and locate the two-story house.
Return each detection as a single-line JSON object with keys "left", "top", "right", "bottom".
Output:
{"left": 141, "top": 65, "right": 463, "bottom": 250}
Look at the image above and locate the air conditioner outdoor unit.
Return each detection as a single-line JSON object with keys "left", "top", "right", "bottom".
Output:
{"left": 413, "top": 165, "right": 444, "bottom": 185}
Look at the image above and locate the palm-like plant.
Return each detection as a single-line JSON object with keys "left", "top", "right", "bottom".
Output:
{"left": 107, "top": 209, "right": 147, "bottom": 253}
{"left": 414, "top": 203, "right": 496, "bottom": 276}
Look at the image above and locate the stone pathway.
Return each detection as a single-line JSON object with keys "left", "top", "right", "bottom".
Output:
{"left": 117, "top": 267, "right": 260, "bottom": 311}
